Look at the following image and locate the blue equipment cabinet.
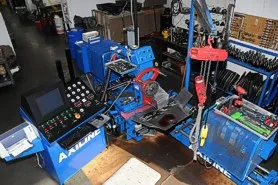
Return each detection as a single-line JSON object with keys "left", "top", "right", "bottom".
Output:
{"left": 67, "top": 28, "right": 84, "bottom": 59}
{"left": 88, "top": 39, "right": 123, "bottom": 82}
{"left": 0, "top": 79, "right": 107, "bottom": 185}
{"left": 20, "top": 108, "right": 106, "bottom": 184}
{"left": 73, "top": 38, "right": 155, "bottom": 83}
{"left": 172, "top": 96, "right": 278, "bottom": 185}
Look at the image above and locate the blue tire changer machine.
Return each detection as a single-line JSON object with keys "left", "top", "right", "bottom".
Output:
{"left": 0, "top": 2, "right": 278, "bottom": 184}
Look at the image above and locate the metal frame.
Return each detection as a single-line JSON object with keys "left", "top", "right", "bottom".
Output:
{"left": 227, "top": 39, "right": 278, "bottom": 106}
{"left": 184, "top": 0, "right": 216, "bottom": 90}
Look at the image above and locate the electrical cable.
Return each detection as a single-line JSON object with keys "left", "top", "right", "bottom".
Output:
{"left": 36, "top": 153, "right": 42, "bottom": 168}
{"left": 85, "top": 73, "right": 96, "bottom": 94}
{"left": 104, "top": 80, "right": 132, "bottom": 115}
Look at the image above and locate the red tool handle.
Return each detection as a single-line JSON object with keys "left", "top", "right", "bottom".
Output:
{"left": 195, "top": 76, "right": 207, "bottom": 105}
{"left": 135, "top": 67, "right": 160, "bottom": 83}
{"left": 235, "top": 86, "right": 247, "bottom": 96}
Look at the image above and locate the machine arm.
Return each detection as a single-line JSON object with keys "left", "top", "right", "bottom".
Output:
{"left": 194, "top": 0, "right": 216, "bottom": 34}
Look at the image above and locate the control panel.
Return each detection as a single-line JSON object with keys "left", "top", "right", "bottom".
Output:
{"left": 132, "top": 46, "right": 155, "bottom": 64}
{"left": 38, "top": 79, "right": 104, "bottom": 142}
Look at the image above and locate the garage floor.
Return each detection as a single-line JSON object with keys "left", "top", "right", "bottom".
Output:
{"left": 0, "top": 7, "right": 277, "bottom": 185}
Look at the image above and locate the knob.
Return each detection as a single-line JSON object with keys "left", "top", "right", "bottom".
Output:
{"left": 73, "top": 84, "right": 76, "bottom": 87}
{"left": 75, "top": 113, "right": 81, "bottom": 119}
{"left": 77, "top": 81, "right": 81, "bottom": 85}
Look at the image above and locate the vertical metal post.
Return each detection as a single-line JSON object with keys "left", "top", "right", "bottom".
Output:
{"left": 266, "top": 74, "right": 277, "bottom": 104}
{"left": 101, "top": 68, "right": 112, "bottom": 102}
{"left": 65, "top": 48, "right": 75, "bottom": 81}
{"left": 55, "top": 60, "right": 66, "bottom": 84}
{"left": 133, "top": 0, "right": 138, "bottom": 46}
{"left": 258, "top": 76, "right": 270, "bottom": 106}
{"left": 184, "top": 0, "right": 195, "bottom": 90}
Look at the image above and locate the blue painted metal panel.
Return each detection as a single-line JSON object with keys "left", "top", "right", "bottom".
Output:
{"left": 39, "top": 127, "right": 106, "bottom": 184}
{"left": 171, "top": 107, "right": 278, "bottom": 184}
{"left": 67, "top": 28, "right": 84, "bottom": 59}
{"left": 131, "top": 46, "right": 155, "bottom": 80}
{"left": 74, "top": 42, "right": 92, "bottom": 73}
{"left": 19, "top": 109, "right": 107, "bottom": 185}
{"left": 89, "top": 40, "right": 122, "bottom": 82}
{"left": 229, "top": 40, "right": 278, "bottom": 58}
{"left": 184, "top": 0, "right": 195, "bottom": 90}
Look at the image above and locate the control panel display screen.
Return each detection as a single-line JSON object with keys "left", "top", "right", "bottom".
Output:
{"left": 36, "top": 88, "right": 64, "bottom": 117}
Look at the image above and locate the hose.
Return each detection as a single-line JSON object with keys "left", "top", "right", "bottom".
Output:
{"left": 104, "top": 80, "right": 132, "bottom": 115}
{"left": 189, "top": 105, "right": 204, "bottom": 160}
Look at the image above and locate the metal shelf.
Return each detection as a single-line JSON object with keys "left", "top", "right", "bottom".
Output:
{"left": 226, "top": 40, "right": 278, "bottom": 107}
{"left": 227, "top": 57, "right": 277, "bottom": 76}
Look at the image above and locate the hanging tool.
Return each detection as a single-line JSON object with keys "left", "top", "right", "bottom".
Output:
{"left": 189, "top": 37, "right": 228, "bottom": 160}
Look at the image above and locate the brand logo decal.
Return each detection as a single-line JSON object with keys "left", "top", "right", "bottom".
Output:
{"left": 59, "top": 129, "right": 101, "bottom": 163}
{"left": 189, "top": 145, "right": 232, "bottom": 178}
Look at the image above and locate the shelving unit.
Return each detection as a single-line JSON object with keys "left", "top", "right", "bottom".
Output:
{"left": 226, "top": 40, "right": 278, "bottom": 107}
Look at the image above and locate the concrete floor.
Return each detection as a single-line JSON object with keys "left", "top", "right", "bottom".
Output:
{"left": 0, "top": 7, "right": 66, "bottom": 185}
{"left": 0, "top": 7, "right": 277, "bottom": 185}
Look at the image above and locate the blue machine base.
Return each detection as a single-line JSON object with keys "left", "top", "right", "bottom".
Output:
{"left": 171, "top": 112, "right": 278, "bottom": 185}
{"left": 38, "top": 126, "right": 106, "bottom": 185}
{"left": 20, "top": 109, "right": 107, "bottom": 185}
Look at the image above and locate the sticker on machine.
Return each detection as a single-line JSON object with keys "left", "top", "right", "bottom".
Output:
{"left": 189, "top": 145, "right": 232, "bottom": 179}
{"left": 58, "top": 129, "right": 101, "bottom": 163}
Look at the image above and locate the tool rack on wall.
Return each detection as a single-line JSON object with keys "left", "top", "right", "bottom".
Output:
{"left": 225, "top": 39, "right": 278, "bottom": 107}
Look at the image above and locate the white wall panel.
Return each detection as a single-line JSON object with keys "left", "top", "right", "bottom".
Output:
{"left": 0, "top": 13, "right": 14, "bottom": 52}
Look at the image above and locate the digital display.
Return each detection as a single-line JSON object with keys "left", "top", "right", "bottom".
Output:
{"left": 35, "top": 88, "right": 64, "bottom": 117}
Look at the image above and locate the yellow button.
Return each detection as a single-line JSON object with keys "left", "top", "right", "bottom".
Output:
{"left": 75, "top": 113, "right": 81, "bottom": 119}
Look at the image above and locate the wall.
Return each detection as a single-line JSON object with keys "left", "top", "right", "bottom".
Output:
{"left": 0, "top": 13, "right": 14, "bottom": 52}
{"left": 166, "top": 0, "right": 229, "bottom": 29}
{"left": 65, "top": 0, "right": 114, "bottom": 27}
{"left": 64, "top": 0, "right": 147, "bottom": 28}
{"left": 166, "top": 0, "right": 278, "bottom": 28}
{"left": 166, "top": 0, "right": 278, "bottom": 77}
{"left": 235, "top": 0, "right": 278, "bottom": 20}
{"left": 25, "top": 0, "right": 62, "bottom": 11}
